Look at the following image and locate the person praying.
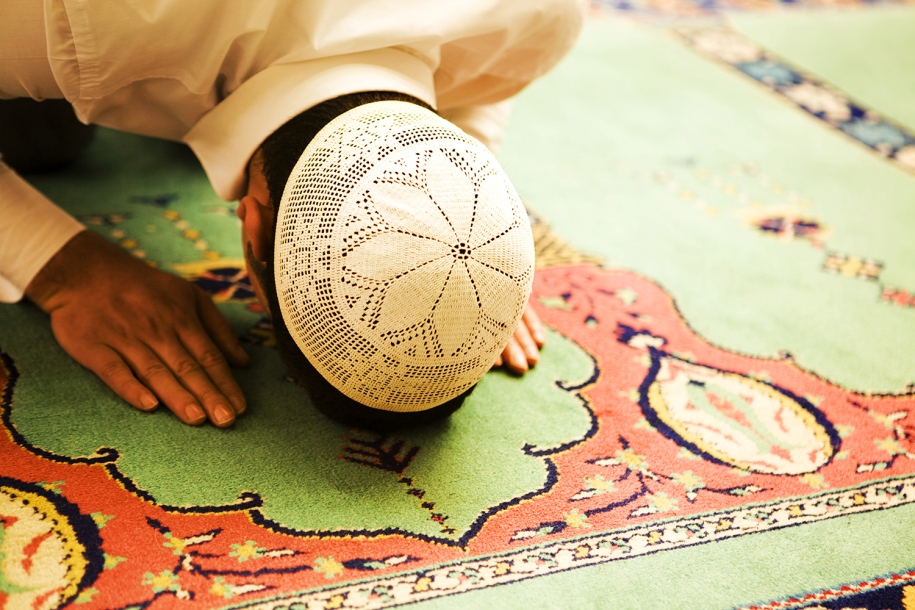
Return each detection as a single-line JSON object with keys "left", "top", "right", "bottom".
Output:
{"left": 0, "top": 0, "right": 585, "bottom": 428}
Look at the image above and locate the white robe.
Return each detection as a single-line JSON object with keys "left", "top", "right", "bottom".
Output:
{"left": 0, "top": 0, "right": 585, "bottom": 302}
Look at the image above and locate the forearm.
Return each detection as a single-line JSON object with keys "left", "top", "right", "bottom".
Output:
{"left": 0, "top": 161, "right": 85, "bottom": 303}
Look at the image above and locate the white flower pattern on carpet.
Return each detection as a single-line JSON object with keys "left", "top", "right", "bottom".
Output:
{"left": 783, "top": 82, "right": 851, "bottom": 125}
{"left": 691, "top": 30, "right": 761, "bottom": 64}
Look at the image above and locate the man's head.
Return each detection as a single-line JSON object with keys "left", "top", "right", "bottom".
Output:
{"left": 238, "top": 92, "right": 534, "bottom": 428}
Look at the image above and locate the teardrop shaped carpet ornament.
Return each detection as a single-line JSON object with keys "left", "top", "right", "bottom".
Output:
{"left": 0, "top": 477, "right": 104, "bottom": 609}
{"left": 640, "top": 352, "right": 838, "bottom": 475}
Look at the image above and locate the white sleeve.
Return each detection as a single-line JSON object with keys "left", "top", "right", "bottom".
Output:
{"left": 439, "top": 100, "right": 513, "bottom": 155}
{"left": 0, "top": 161, "right": 85, "bottom": 303}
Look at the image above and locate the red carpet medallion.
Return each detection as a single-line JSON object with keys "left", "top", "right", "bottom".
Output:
{"left": 2, "top": 221, "right": 913, "bottom": 608}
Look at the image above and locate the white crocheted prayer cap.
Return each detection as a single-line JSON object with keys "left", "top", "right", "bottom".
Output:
{"left": 274, "top": 101, "right": 534, "bottom": 412}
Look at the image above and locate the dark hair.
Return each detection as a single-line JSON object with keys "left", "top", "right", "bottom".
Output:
{"left": 253, "top": 91, "right": 472, "bottom": 430}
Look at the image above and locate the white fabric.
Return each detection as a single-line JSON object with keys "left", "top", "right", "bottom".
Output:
{"left": 275, "top": 101, "right": 534, "bottom": 411}
{"left": 440, "top": 100, "right": 514, "bottom": 156}
{"left": 0, "top": 0, "right": 585, "bottom": 302}
{"left": 35, "top": 0, "right": 585, "bottom": 199}
{"left": 0, "top": 0, "right": 59, "bottom": 100}
{"left": 0, "top": 162, "right": 84, "bottom": 302}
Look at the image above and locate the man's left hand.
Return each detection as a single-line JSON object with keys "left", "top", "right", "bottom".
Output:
{"left": 494, "top": 301, "right": 545, "bottom": 375}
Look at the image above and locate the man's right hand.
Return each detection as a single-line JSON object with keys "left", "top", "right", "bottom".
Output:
{"left": 25, "top": 230, "right": 250, "bottom": 427}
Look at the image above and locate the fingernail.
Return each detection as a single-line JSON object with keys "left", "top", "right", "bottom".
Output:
{"left": 140, "top": 393, "right": 158, "bottom": 410}
{"left": 185, "top": 404, "right": 206, "bottom": 423}
{"left": 509, "top": 345, "right": 528, "bottom": 374}
{"left": 214, "top": 405, "right": 235, "bottom": 426}
{"left": 230, "top": 395, "right": 246, "bottom": 414}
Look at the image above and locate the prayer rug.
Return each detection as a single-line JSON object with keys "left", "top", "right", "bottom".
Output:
{"left": 2, "top": 8, "right": 915, "bottom": 610}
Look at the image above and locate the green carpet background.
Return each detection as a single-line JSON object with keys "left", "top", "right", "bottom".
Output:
{"left": 498, "top": 13, "right": 915, "bottom": 395}
{"left": 730, "top": 7, "right": 915, "bottom": 131}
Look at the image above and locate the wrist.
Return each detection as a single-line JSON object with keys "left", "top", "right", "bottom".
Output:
{"left": 25, "top": 229, "right": 96, "bottom": 312}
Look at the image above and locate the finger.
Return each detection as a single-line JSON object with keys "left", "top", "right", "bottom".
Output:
{"left": 493, "top": 353, "right": 503, "bottom": 368}
{"left": 502, "top": 337, "right": 529, "bottom": 375}
{"left": 123, "top": 343, "right": 209, "bottom": 425}
{"left": 178, "top": 321, "right": 247, "bottom": 417}
{"left": 193, "top": 288, "right": 248, "bottom": 415}
{"left": 195, "top": 287, "right": 250, "bottom": 368}
{"left": 78, "top": 344, "right": 160, "bottom": 412}
{"left": 152, "top": 335, "right": 239, "bottom": 427}
{"left": 513, "top": 319, "right": 540, "bottom": 369}
{"left": 522, "top": 305, "right": 546, "bottom": 348}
